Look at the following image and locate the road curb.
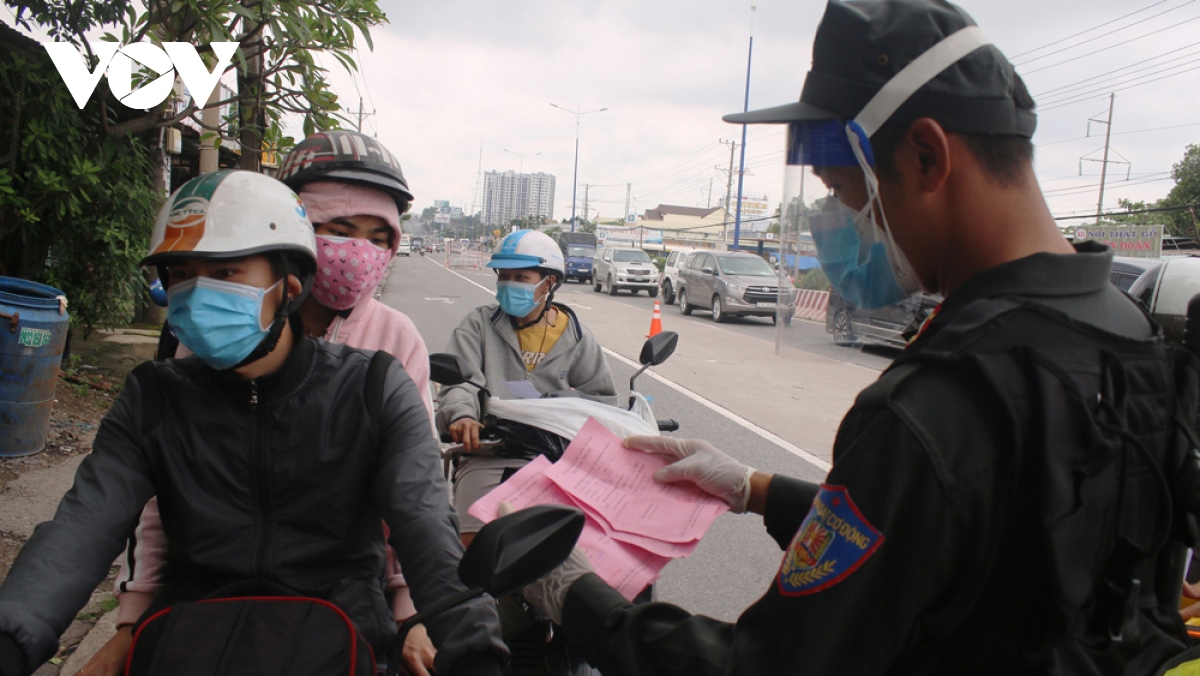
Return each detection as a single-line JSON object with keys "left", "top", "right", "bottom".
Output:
{"left": 60, "top": 609, "right": 118, "bottom": 676}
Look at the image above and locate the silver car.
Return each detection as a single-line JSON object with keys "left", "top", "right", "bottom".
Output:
{"left": 592, "top": 247, "right": 660, "bottom": 296}
{"left": 1128, "top": 255, "right": 1200, "bottom": 345}
{"left": 676, "top": 251, "right": 798, "bottom": 324}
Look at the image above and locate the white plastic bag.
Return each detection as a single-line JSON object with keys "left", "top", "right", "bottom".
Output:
{"left": 487, "top": 397, "right": 658, "bottom": 442}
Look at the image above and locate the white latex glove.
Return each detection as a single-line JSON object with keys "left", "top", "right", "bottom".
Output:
{"left": 497, "top": 502, "right": 594, "bottom": 624}
{"left": 624, "top": 435, "right": 755, "bottom": 513}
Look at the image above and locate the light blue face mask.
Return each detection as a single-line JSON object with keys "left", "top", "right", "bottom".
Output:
{"left": 167, "top": 277, "right": 280, "bottom": 370}
{"left": 809, "top": 197, "right": 910, "bottom": 310}
{"left": 495, "top": 279, "right": 546, "bottom": 318}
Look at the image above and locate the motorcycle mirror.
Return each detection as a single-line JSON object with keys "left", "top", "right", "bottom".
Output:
{"left": 639, "top": 331, "right": 679, "bottom": 366}
{"left": 386, "top": 504, "right": 585, "bottom": 676}
{"left": 459, "top": 504, "right": 585, "bottom": 596}
{"left": 429, "top": 353, "right": 473, "bottom": 385}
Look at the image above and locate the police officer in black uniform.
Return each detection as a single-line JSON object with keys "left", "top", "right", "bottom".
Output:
{"left": 514, "top": 1, "right": 1200, "bottom": 673}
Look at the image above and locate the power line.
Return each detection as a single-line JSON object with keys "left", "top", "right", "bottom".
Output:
{"left": 1037, "top": 122, "right": 1200, "bottom": 147}
{"left": 1039, "top": 63, "right": 1200, "bottom": 111}
{"left": 1052, "top": 201, "right": 1200, "bottom": 220}
{"left": 1032, "top": 44, "right": 1200, "bottom": 100}
{"left": 1010, "top": 0, "right": 1173, "bottom": 59}
{"left": 1021, "top": 13, "right": 1200, "bottom": 75}
{"left": 1038, "top": 59, "right": 1200, "bottom": 107}
{"left": 1014, "top": 0, "right": 1196, "bottom": 66}
{"left": 1043, "top": 173, "right": 1173, "bottom": 198}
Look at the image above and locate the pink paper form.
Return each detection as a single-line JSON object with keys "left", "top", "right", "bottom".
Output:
{"left": 543, "top": 418, "right": 727, "bottom": 543}
{"left": 468, "top": 455, "right": 669, "bottom": 600}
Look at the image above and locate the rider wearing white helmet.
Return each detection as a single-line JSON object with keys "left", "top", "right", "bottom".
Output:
{"left": 0, "top": 170, "right": 506, "bottom": 676}
{"left": 438, "top": 229, "right": 618, "bottom": 544}
{"left": 94, "top": 134, "right": 443, "bottom": 676}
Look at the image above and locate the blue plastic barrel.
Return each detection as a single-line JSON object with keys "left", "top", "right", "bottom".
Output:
{"left": 0, "top": 278, "right": 69, "bottom": 457}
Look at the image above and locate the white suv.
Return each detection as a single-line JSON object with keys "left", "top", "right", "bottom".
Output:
{"left": 592, "top": 247, "right": 660, "bottom": 296}
{"left": 659, "top": 248, "right": 695, "bottom": 305}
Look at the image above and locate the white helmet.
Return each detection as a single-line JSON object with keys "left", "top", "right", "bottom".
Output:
{"left": 141, "top": 170, "right": 316, "bottom": 272}
{"left": 141, "top": 170, "right": 318, "bottom": 366}
{"left": 487, "top": 230, "right": 565, "bottom": 290}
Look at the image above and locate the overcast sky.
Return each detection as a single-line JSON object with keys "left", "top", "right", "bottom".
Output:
{"left": 308, "top": 0, "right": 1197, "bottom": 229}
{"left": 8, "top": 0, "right": 1199, "bottom": 228}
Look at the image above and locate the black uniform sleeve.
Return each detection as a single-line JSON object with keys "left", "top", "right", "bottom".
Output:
{"left": 562, "top": 574, "right": 736, "bottom": 675}
{"left": 559, "top": 386, "right": 991, "bottom": 675}
{"left": 763, "top": 474, "right": 820, "bottom": 549}
{"left": 370, "top": 359, "right": 507, "bottom": 673}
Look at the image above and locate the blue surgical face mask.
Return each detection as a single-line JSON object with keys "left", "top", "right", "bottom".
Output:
{"left": 809, "top": 197, "right": 911, "bottom": 310}
{"left": 167, "top": 277, "right": 280, "bottom": 370}
{"left": 495, "top": 279, "right": 546, "bottom": 318}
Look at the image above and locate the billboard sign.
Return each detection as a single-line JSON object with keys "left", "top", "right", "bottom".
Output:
{"left": 1072, "top": 225, "right": 1164, "bottom": 258}
{"left": 596, "top": 225, "right": 662, "bottom": 247}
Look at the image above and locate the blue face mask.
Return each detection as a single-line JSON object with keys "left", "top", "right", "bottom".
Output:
{"left": 809, "top": 199, "right": 910, "bottom": 310}
{"left": 167, "top": 277, "right": 280, "bottom": 370}
{"left": 495, "top": 279, "right": 545, "bottom": 318}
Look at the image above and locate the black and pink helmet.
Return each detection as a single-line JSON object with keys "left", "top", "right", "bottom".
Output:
{"left": 277, "top": 130, "right": 414, "bottom": 213}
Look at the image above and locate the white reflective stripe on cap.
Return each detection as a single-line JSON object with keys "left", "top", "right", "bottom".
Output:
{"left": 853, "top": 26, "right": 991, "bottom": 137}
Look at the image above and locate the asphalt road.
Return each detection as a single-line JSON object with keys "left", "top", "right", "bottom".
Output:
{"left": 554, "top": 276, "right": 898, "bottom": 372}
{"left": 379, "top": 253, "right": 892, "bottom": 621}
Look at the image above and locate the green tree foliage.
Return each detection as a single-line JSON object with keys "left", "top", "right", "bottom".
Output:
{"left": 1101, "top": 198, "right": 1178, "bottom": 231}
{"left": 1166, "top": 144, "right": 1200, "bottom": 237}
{"left": 1098, "top": 146, "right": 1200, "bottom": 238}
{"left": 8, "top": 0, "right": 387, "bottom": 159}
{"left": 0, "top": 54, "right": 160, "bottom": 335}
{"left": 1169, "top": 144, "right": 1200, "bottom": 207}
{"left": 793, "top": 267, "right": 829, "bottom": 290}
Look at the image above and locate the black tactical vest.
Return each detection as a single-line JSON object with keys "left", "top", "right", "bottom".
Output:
{"left": 890, "top": 296, "right": 1200, "bottom": 674}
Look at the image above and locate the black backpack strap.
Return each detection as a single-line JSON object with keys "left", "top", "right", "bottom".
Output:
{"left": 365, "top": 350, "right": 397, "bottom": 423}
{"left": 131, "top": 361, "right": 163, "bottom": 436}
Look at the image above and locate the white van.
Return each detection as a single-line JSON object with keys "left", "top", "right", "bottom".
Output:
{"left": 659, "top": 248, "right": 695, "bottom": 305}
{"left": 397, "top": 235, "right": 413, "bottom": 256}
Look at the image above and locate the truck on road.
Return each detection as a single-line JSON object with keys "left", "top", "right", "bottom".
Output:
{"left": 556, "top": 232, "right": 598, "bottom": 284}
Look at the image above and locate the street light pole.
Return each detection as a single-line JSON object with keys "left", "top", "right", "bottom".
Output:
{"left": 733, "top": 6, "right": 756, "bottom": 250}
{"left": 551, "top": 103, "right": 608, "bottom": 233}
{"left": 504, "top": 148, "right": 542, "bottom": 228}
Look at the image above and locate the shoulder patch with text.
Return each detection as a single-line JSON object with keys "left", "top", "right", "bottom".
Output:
{"left": 777, "top": 485, "right": 883, "bottom": 596}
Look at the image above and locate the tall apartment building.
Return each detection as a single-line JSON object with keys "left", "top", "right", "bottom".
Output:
{"left": 483, "top": 171, "right": 556, "bottom": 226}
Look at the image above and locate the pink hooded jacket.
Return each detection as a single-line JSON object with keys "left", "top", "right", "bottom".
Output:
{"left": 114, "top": 296, "right": 434, "bottom": 625}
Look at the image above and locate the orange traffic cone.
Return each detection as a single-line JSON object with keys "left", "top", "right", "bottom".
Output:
{"left": 645, "top": 300, "right": 663, "bottom": 338}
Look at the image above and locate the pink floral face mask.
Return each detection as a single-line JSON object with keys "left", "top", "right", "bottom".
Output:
{"left": 310, "top": 235, "right": 393, "bottom": 310}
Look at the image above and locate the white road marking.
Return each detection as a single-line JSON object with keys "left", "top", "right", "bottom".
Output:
{"left": 424, "top": 297, "right": 456, "bottom": 304}
{"left": 601, "top": 347, "right": 833, "bottom": 472}
{"left": 430, "top": 257, "right": 834, "bottom": 473}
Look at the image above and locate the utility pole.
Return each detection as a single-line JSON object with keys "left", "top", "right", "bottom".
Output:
{"left": 582, "top": 184, "right": 591, "bottom": 229}
{"left": 624, "top": 183, "right": 632, "bottom": 222}
{"left": 718, "top": 140, "right": 739, "bottom": 251}
{"left": 706, "top": 177, "right": 714, "bottom": 209}
{"left": 1095, "top": 93, "right": 1115, "bottom": 225}
{"left": 1079, "top": 94, "right": 1129, "bottom": 225}
{"left": 470, "top": 138, "right": 482, "bottom": 235}
{"left": 355, "top": 97, "right": 376, "bottom": 134}
{"left": 733, "top": 5, "right": 756, "bottom": 250}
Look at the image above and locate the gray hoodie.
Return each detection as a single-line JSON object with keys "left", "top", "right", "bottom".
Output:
{"left": 437, "top": 303, "right": 618, "bottom": 428}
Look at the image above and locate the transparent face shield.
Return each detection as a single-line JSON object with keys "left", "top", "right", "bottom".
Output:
{"left": 772, "top": 120, "right": 926, "bottom": 360}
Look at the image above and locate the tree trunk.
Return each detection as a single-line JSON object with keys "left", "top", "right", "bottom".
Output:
{"left": 238, "top": 19, "right": 263, "bottom": 172}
